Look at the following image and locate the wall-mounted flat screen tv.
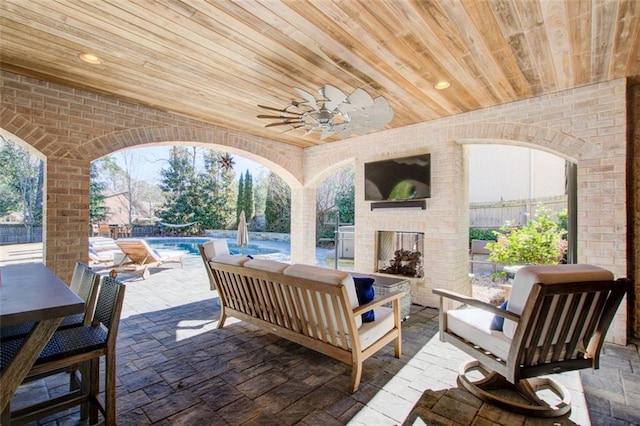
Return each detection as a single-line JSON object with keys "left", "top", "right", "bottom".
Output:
{"left": 364, "top": 153, "right": 431, "bottom": 201}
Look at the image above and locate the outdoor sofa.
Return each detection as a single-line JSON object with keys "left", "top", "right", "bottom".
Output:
{"left": 200, "top": 240, "right": 404, "bottom": 392}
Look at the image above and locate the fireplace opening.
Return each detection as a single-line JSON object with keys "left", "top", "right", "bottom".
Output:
{"left": 375, "top": 231, "right": 424, "bottom": 278}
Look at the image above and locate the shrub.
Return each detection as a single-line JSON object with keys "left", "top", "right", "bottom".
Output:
{"left": 486, "top": 206, "right": 568, "bottom": 268}
{"left": 469, "top": 228, "right": 499, "bottom": 246}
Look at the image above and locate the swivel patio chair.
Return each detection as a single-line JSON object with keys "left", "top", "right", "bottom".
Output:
{"left": 433, "top": 264, "right": 629, "bottom": 417}
{"left": 0, "top": 262, "right": 101, "bottom": 340}
{"left": 0, "top": 276, "right": 126, "bottom": 425}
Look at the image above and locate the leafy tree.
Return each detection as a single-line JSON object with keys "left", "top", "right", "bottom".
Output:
{"left": 264, "top": 172, "right": 290, "bottom": 232}
{"left": 118, "top": 150, "right": 142, "bottom": 225}
{"left": 335, "top": 184, "right": 355, "bottom": 225}
{"left": 0, "top": 142, "right": 20, "bottom": 217}
{"left": 0, "top": 136, "right": 43, "bottom": 240}
{"left": 89, "top": 162, "right": 109, "bottom": 224}
{"left": 486, "top": 206, "right": 568, "bottom": 271}
{"left": 316, "top": 166, "right": 354, "bottom": 241}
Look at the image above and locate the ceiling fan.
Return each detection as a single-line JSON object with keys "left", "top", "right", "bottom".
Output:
{"left": 258, "top": 84, "right": 393, "bottom": 140}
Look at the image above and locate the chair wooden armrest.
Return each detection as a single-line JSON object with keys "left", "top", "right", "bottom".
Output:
{"left": 432, "top": 288, "right": 520, "bottom": 322}
{"left": 352, "top": 291, "right": 404, "bottom": 316}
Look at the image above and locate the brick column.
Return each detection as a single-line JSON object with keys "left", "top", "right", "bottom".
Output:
{"left": 630, "top": 84, "right": 640, "bottom": 339}
{"left": 289, "top": 186, "right": 317, "bottom": 265}
{"left": 45, "top": 157, "right": 91, "bottom": 283}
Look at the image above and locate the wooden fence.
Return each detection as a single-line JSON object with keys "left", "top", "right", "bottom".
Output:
{"left": 0, "top": 224, "right": 43, "bottom": 244}
{"left": 469, "top": 196, "right": 567, "bottom": 228}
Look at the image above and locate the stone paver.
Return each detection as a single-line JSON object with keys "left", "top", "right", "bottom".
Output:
{"left": 6, "top": 256, "right": 640, "bottom": 425}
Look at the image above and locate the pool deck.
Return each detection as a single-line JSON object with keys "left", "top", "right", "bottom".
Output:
{"left": 0, "top": 239, "right": 336, "bottom": 267}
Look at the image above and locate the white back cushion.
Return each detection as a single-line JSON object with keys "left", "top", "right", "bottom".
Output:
{"left": 503, "top": 264, "right": 614, "bottom": 339}
{"left": 244, "top": 259, "right": 290, "bottom": 273}
{"left": 202, "top": 239, "right": 230, "bottom": 260}
{"left": 211, "top": 254, "right": 250, "bottom": 267}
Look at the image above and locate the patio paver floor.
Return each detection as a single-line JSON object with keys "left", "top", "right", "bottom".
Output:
{"left": 6, "top": 256, "right": 640, "bottom": 425}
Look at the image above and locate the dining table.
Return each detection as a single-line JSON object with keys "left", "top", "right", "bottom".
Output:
{"left": 0, "top": 263, "right": 85, "bottom": 416}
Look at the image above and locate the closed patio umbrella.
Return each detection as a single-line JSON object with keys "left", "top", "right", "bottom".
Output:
{"left": 237, "top": 211, "right": 249, "bottom": 249}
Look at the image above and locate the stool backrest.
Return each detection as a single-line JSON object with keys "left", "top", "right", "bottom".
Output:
{"left": 70, "top": 262, "right": 101, "bottom": 324}
{"left": 93, "top": 276, "right": 126, "bottom": 345}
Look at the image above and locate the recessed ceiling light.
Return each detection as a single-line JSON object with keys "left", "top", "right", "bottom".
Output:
{"left": 79, "top": 53, "right": 103, "bottom": 65}
{"left": 434, "top": 81, "right": 451, "bottom": 90}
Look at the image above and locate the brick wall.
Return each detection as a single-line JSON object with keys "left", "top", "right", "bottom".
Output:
{"left": 305, "top": 79, "right": 631, "bottom": 343}
{"left": 630, "top": 84, "right": 639, "bottom": 338}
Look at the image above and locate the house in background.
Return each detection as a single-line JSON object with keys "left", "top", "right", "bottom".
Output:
{"left": 468, "top": 145, "right": 568, "bottom": 228}
{"left": 101, "top": 192, "right": 152, "bottom": 226}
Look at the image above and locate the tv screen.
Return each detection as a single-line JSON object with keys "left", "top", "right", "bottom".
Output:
{"left": 364, "top": 153, "right": 431, "bottom": 201}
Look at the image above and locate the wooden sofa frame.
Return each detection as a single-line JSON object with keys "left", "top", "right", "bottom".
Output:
{"left": 202, "top": 256, "right": 404, "bottom": 393}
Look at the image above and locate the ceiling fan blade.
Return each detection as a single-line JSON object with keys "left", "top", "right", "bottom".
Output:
{"left": 294, "top": 87, "right": 319, "bottom": 111}
{"left": 346, "top": 88, "right": 375, "bottom": 110}
{"left": 320, "top": 129, "right": 335, "bottom": 140}
{"left": 265, "top": 121, "right": 301, "bottom": 128}
{"left": 367, "top": 97, "right": 394, "bottom": 127}
{"left": 280, "top": 124, "right": 305, "bottom": 134}
{"left": 257, "top": 114, "right": 302, "bottom": 119}
{"left": 319, "top": 84, "right": 347, "bottom": 111}
{"left": 258, "top": 104, "right": 292, "bottom": 113}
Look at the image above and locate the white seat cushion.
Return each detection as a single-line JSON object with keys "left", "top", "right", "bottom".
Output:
{"left": 447, "top": 307, "right": 511, "bottom": 360}
{"left": 244, "top": 259, "right": 290, "bottom": 273}
{"left": 284, "top": 264, "right": 362, "bottom": 329}
{"left": 503, "top": 264, "right": 614, "bottom": 339}
{"left": 358, "top": 307, "right": 395, "bottom": 350}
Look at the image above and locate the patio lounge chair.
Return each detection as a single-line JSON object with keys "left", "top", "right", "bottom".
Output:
{"left": 433, "top": 264, "right": 629, "bottom": 417}
{"left": 88, "top": 237, "right": 124, "bottom": 266}
{"left": 112, "top": 239, "right": 185, "bottom": 279}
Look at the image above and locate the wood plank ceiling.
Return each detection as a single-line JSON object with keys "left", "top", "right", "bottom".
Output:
{"left": 1, "top": 0, "right": 639, "bottom": 148}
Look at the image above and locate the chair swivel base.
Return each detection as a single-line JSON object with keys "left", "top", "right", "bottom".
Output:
{"left": 457, "top": 360, "right": 571, "bottom": 418}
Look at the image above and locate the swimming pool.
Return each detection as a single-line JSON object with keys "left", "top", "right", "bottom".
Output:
{"left": 144, "top": 237, "right": 280, "bottom": 257}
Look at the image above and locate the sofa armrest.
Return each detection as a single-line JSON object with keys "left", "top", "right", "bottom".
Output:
{"left": 432, "top": 288, "right": 520, "bottom": 322}
{"left": 352, "top": 290, "right": 404, "bottom": 316}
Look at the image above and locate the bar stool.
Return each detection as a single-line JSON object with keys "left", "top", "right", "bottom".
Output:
{"left": 0, "top": 276, "right": 126, "bottom": 425}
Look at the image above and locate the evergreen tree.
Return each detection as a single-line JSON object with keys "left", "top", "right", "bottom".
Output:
{"left": 236, "top": 173, "right": 245, "bottom": 223}
{"left": 264, "top": 172, "right": 290, "bottom": 232}
{"left": 243, "top": 170, "right": 254, "bottom": 221}
{"left": 158, "top": 146, "right": 196, "bottom": 225}
{"left": 89, "top": 162, "right": 109, "bottom": 224}
{"left": 196, "top": 150, "right": 236, "bottom": 229}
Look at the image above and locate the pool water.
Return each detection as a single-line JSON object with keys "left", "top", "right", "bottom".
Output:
{"left": 144, "top": 237, "right": 280, "bottom": 256}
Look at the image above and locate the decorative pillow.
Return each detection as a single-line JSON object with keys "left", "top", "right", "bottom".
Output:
{"left": 353, "top": 277, "right": 375, "bottom": 322}
{"left": 490, "top": 300, "right": 509, "bottom": 331}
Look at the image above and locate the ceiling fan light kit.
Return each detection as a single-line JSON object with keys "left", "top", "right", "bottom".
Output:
{"left": 258, "top": 85, "right": 393, "bottom": 140}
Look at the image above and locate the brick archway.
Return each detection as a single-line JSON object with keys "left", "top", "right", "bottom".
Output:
{"left": 449, "top": 122, "right": 589, "bottom": 162}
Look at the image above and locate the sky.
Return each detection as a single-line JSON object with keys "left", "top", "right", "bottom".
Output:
{"left": 111, "top": 146, "right": 266, "bottom": 183}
